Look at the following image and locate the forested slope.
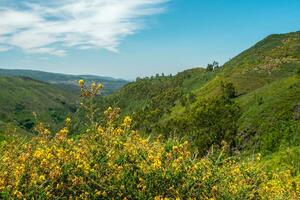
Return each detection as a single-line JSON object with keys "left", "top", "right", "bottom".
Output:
{"left": 95, "top": 31, "right": 300, "bottom": 155}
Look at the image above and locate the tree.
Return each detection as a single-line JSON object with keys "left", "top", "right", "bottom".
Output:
{"left": 213, "top": 61, "right": 220, "bottom": 69}
{"left": 206, "top": 61, "right": 219, "bottom": 72}
{"left": 221, "top": 81, "right": 237, "bottom": 98}
{"left": 206, "top": 63, "right": 214, "bottom": 72}
{"left": 189, "top": 95, "right": 240, "bottom": 155}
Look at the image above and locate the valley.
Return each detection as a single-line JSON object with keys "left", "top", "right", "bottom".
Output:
{"left": 0, "top": 31, "right": 300, "bottom": 199}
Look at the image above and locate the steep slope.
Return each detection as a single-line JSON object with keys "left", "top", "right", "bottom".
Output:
{"left": 97, "top": 31, "right": 300, "bottom": 154}
{"left": 0, "top": 77, "right": 78, "bottom": 140}
{"left": 217, "top": 31, "right": 300, "bottom": 152}
{"left": 220, "top": 31, "right": 300, "bottom": 93}
{"left": 0, "top": 69, "right": 129, "bottom": 95}
{"left": 236, "top": 76, "right": 300, "bottom": 152}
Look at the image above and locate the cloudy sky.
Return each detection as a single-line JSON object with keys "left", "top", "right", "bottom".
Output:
{"left": 1, "top": 0, "right": 300, "bottom": 79}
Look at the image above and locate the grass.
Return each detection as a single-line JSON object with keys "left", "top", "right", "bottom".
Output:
{"left": 0, "top": 77, "right": 77, "bottom": 134}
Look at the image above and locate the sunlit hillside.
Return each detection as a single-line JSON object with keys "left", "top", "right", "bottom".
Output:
{"left": 0, "top": 81, "right": 299, "bottom": 199}
{"left": 0, "top": 76, "right": 77, "bottom": 141}
{"left": 92, "top": 31, "right": 300, "bottom": 155}
{"left": 1, "top": 0, "right": 300, "bottom": 198}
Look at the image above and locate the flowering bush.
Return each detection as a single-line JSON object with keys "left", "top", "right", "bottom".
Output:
{"left": 0, "top": 81, "right": 299, "bottom": 199}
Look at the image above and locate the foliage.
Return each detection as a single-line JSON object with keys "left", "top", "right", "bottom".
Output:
{"left": 91, "top": 68, "right": 218, "bottom": 136}
{"left": 206, "top": 61, "right": 219, "bottom": 72}
{"left": 0, "top": 77, "right": 77, "bottom": 134}
{"left": 158, "top": 84, "right": 241, "bottom": 156}
{"left": 0, "top": 82, "right": 300, "bottom": 199}
{"left": 237, "top": 76, "right": 300, "bottom": 153}
{"left": 189, "top": 95, "right": 240, "bottom": 155}
{"left": 221, "top": 81, "right": 237, "bottom": 98}
{"left": 94, "top": 31, "right": 300, "bottom": 156}
{"left": 1, "top": 30, "right": 300, "bottom": 199}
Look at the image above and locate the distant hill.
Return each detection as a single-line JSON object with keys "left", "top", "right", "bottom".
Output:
{"left": 0, "top": 69, "right": 129, "bottom": 95}
{"left": 93, "top": 31, "right": 300, "bottom": 155}
{"left": 0, "top": 76, "right": 78, "bottom": 140}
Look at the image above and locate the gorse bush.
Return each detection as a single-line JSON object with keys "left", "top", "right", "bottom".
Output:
{"left": 0, "top": 81, "right": 299, "bottom": 199}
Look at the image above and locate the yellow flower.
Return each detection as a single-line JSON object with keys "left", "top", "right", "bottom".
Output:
{"left": 153, "top": 159, "right": 162, "bottom": 169}
{"left": 39, "top": 175, "right": 46, "bottom": 182}
{"left": 56, "top": 127, "right": 69, "bottom": 140}
{"left": 16, "top": 191, "right": 23, "bottom": 199}
{"left": 102, "top": 191, "right": 107, "bottom": 197}
{"left": 78, "top": 79, "right": 85, "bottom": 86}
{"left": 256, "top": 153, "right": 261, "bottom": 161}
{"left": 65, "top": 117, "right": 71, "bottom": 125}
{"left": 123, "top": 116, "right": 132, "bottom": 126}
{"left": 95, "top": 190, "right": 102, "bottom": 196}
{"left": 33, "top": 149, "right": 43, "bottom": 159}
{"left": 172, "top": 146, "right": 179, "bottom": 151}
{"left": 211, "top": 185, "right": 218, "bottom": 193}
{"left": 98, "top": 83, "right": 104, "bottom": 89}
{"left": 97, "top": 127, "right": 104, "bottom": 134}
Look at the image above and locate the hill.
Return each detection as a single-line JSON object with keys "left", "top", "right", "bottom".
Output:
{"left": 0, "top": 77, "right": 78, "bottom": 141}
{"left": 94, "top": 31, "right": 300, "bottom": 155}
{"left": 0, "top": 32, "right": 300, "bottom": 199}
{"left": 0, "top": 69, "right": 129, "bottom": 95}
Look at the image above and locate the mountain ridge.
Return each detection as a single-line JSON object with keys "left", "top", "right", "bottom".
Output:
{"left": 0, "top": 68, "right": 129, "bottom": 94}
{"left": 92, "top": 31, "right": 300, "bottom": 155}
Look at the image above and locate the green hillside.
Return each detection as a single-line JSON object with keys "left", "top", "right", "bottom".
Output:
{"left": 0, "top": 77, "right": 78, "bottom": 141}
{"left": 95, "top": 31, "right": 300, "bottom": 155}
{"left": 0, "top": 69, "right": 129, "bottom": 95}
{"left": 1, "top": 32, "right": 300, "bottom": 199}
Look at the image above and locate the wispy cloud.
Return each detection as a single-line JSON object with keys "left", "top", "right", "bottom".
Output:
{"left": 0, "top": 0, "right": 167, "bottom": 56}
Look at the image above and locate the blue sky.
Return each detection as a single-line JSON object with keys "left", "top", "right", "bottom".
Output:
{"left": 0, "top": 0, "right": 300, "bottom": 80}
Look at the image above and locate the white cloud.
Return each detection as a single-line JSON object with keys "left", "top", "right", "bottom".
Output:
{"left": 0, "top": 46, "right": 10, "bottom": 52}
{"left": 0, "top": 0, "right": 167, "bottom": 56}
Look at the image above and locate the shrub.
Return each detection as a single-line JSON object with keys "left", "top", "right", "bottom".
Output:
{"left": 189, "top": 95, "right": 240, "bottom": 155}
{"left": 221, "top": 81, "right": 237, "bottom": 98}
{"left": 0, "top": 81, "right": 299, "bottom": 199}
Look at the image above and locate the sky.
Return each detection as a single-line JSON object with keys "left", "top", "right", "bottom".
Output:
{"left": 0, "top": 0, "right": 300, "bottom": 80}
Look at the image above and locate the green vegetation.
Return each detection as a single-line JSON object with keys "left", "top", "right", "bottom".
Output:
{"left": 95, "top": 31, "right": 300, "bottom": 156}
{"left": 0, "top": 69, "right": 128, "bottom": 95}
{"left": 0, "top": 31, "right": 300, "bottom": 198}
{"left": 1, "top": 82, "right": 300, "bottom": 199}
{"left": 0, "top": 77, "right": 77, "bottom": 141}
